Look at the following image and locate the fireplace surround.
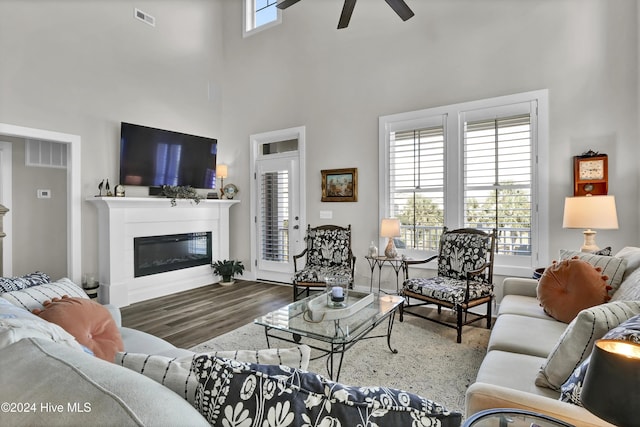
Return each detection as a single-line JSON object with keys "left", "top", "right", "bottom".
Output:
{"left": 88, "top": 197, "right": 239, "bottom": 307}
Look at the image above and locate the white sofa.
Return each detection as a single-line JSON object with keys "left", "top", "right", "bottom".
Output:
{"left": 0, "top": 279, "right": 311, "bottom": 426}
{"left": 465, "top": 247, "right": 640, "bottom": 426}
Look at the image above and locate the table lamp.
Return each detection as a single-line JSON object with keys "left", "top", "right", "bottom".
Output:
{"left": 216, "top": 164, "right": 228, "bottom": 197}
{"left": 562, "top": 195, "right": 618, "bottom": 252}
{"left": 581, "top": 339, "right": 640, "bottom": 427}
{"left": 380, "top": 218, "right": 401, "bottom": 258}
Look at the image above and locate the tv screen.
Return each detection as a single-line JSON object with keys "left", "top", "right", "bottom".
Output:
{"left": 119, "top": 122, "right": 217, "bottom": 189}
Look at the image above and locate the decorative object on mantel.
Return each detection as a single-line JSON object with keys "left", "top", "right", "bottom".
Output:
{"left": 381, "top": 218, "right": 401, "bottom": 258}
{"left": 573, "top": 150, "right": 608, "bottom": 196}
{"left": 160, "top": 185, "right": 203, "bottom": 207}
{"left": 562, "top": 195, "right": 618, "bottom": 252}
{"left": 97, "top": 179, "right": 105, "bottom": 197}
{"left": 222, "top": 183, "right": 238, "bottom": 200}
{"left": 216, "top": 164, "right": 228, "bottom": 198}
{"left": 211, "top": 259, "right": 245, "bottom": 286}
{"left": 114, "top": 184, "right": 125, "bottom": 197}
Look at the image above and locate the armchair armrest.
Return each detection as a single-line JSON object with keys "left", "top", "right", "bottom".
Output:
{"left": 402, "top": 255, "right": 438, "bottom": 280}
{"left": 292, "top": 248, "right": 308, "bottom": 272}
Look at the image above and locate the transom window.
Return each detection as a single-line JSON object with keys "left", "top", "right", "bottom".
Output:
{"left": 244, "top": 0, "right": 281, "bottom": 37}
{"left": 379, "top": 90, "right": 549, "bottom": 276}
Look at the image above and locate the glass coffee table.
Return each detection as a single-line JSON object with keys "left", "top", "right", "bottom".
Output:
{"left": 254, "top": 291, "right": 404, "bottom": 381}
{"left": 463, "top": 409, "right": 575, "bottom": 427}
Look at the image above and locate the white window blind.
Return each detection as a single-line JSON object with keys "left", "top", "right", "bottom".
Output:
{"left": 260, "top": 170, "right": 289, "bottom": 262}
{"left": 389, "top": 125, "right": 445, "bottom": 251}
{"left": 463, "top": 114, "right": 532, "bottom": 256}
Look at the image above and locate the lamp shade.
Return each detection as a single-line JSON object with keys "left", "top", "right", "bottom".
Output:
{"left": 581, "top": 339, "right": 640, "bottom": 427}
{"left": 562, "top": 195, "right": 618, "bottom": 230}
{"left": 216, "top": 164, "right": 228, "bottom": 178}
{"left": 380, "top": 218, "right": 401, "bottom": 238}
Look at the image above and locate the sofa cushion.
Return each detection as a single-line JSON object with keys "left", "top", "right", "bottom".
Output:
{"left": 474, "top": 350, "right": 558, "bottom": 399}
{"left": 32, "top": 296, "right": 123, "bottom": 362}
{"left": 560, "top": 314, "right": 640, "bottom": 406}
{"left": 0, "top": 297, "right": 85, "bottom": 353}
{"left": 0, "top": 338, "right": 208, "bottom": 426}
{"left": 0, "top": 271, "right": 51, "bottom": 293}
{"left": 559, "top": 249, "right": 627, "bottom": 296}
{"left": 191, "top": 355, "right": 462, "bottom": 427}
{"left": 115, "top": 346, "right": 311, "bottom": 405}
{"left": 1, "top": 278, "right": 88, "bottom": 311}
{"left": 535, "top": 300, "right": 640, "bottom": 391}
{"left": 488, "top": 314, "right": 567, "bottom": 357}
{"left": 537, "top": 258, "right": 610, "bottom": 323}
{"left": 498, "top": 294, "right": 551, "bottom": 320}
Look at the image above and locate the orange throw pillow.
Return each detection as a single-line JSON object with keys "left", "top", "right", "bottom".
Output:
{"left": 537, "top": 257, "right": 611, "bottom": 323}
{"left": 33, "top": 296, "right": 123, "bottom": 362}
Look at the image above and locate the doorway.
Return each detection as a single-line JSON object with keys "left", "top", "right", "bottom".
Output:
{"left": 250, "top": 126, "right": 306, "bottom": 283}
{"left": 0, "top": 123, "right": 81, "bottom": 282}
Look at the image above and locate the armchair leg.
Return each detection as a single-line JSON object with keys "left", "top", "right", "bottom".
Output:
{"left": 456, "top": 306, "right": 463, "bottom": 344}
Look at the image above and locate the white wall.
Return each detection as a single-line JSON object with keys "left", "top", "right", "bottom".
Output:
{"left": 219, "top": 0, "right": 639, "bottom": 284}
{"left": 0, "top": 0, "right": 225, "bottom": 278}
{"left": 0, "top": 0, "right": 637, "bottom": 284}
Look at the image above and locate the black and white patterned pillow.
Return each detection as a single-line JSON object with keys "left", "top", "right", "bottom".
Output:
{"left": 0, "top": 278, "right": 88, "bottom": 311}
{"left": 560, "top": 314, "right": 640, "bottom": 406}
{"left": 192, "top": 355, "right": 462, "bottom": 427}
{"left": 0, "top": 272, "right": 51, "bottom": 293}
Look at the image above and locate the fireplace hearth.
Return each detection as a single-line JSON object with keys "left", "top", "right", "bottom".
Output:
{"left": 134, "top": 232, "right": 212, "bottom": 277}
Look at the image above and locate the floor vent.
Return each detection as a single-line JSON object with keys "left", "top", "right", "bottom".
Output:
{"left": 134, "top": 8, "right": 155, "bottom": 27}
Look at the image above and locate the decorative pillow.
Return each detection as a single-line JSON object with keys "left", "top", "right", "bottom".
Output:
{"left": 306, "top": 227, "right": 351, "bottom": 268}
{"left": 535, "top": 300, "right": 640, "bottom": 391}
{"left": 115, "top": 346, "right": 311, "bottom": 405}
{"left": 0, "top": 278, "right": 88, "bottom": 311}
{"left": 537, "top": 257, "right": 610, "bottom": 323}
{"left": 613, "top": 246, "right": 640, "bottom": 281}
{"left": 612, "top": 267, "right": 640, "bottom": 301}
{"left": 0, "top": 272, "right": 51, "bottom": 293}
{"left": 591, "top": 246, "right": 612, "bottom": 256}
{"left": 191, "top": 355, "right": 462, "bottom": 427}
{"left": 33, "top": 296, "right": 123, "bottom": 362}
{"left": 560, "top": 314, "right": 640, "bottom": 406}
{"left": 559, "top": 249, "right": 627, "bottom": 296}
{"left": 0, "top": 298, "right": 85, "bottom": 353}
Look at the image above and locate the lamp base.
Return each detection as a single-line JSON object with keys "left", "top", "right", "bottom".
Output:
{"left": 581, "top": 229, "right": 599, "bottom": 252}
{"left": 384, "top": 238, "right": 397, "bottom": 258}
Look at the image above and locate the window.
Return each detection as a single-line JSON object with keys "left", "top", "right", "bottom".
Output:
{"left": 244, "top": 0, "right": 281, "bottom": 37}
{"left": 380, "top": 90, "right": 548, "bottom": 275}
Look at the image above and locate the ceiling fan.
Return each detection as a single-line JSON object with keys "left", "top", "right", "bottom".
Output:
{"left": 276, "top": 0, "right": 415, "bottom": 29}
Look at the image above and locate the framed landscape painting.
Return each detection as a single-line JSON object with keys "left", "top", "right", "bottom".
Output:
{"left": 321, "top": 168, "right": 358, "bottom": 202}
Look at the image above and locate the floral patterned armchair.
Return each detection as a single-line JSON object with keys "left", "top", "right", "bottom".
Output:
{"left": 401, "top": 227, "right": 496, "bottom": 343}
{"left": 292, "top": 224, "right": 356, "bottom": 301}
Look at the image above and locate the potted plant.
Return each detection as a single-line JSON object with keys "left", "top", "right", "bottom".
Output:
{"left": 211, "top": 259, "right": 245, "bottom": 285}
{"left": 160, "top": 185, "right": 203, "bottom": 207}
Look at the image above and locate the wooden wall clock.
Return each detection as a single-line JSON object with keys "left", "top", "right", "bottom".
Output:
{"left": 573, "top": 153, "right": 608, "bottom": 196}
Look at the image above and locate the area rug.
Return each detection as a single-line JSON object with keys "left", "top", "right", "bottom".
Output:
{"left": 190, "top": 313, "right": 490, "bottom": 415}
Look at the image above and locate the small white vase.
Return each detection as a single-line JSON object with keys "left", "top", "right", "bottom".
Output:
{"left": 368, "top": 241, "right": 378, "bottom": 257}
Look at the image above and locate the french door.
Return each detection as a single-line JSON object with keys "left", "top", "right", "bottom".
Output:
{"left": 250, "top": 127, "right": 306, "bottom": 283}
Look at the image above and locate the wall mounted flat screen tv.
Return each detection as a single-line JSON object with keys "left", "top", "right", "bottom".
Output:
{"left": 119, "top": 122, "right": 217, "bottom": 190}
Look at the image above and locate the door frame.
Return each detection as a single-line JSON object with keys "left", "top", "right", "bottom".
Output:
{"left": 0, "top": 142, "right": 12, "bottom": 275}
{"left": 0, "top": 123, "right": 81, "bottom": 282}
{"left": 250, "top": 126, "right": 306, "bottom": 283}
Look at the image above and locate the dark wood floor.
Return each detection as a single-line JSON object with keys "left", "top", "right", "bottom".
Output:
{"left": 120, "top": 280, "right": 292, "bottom": 349}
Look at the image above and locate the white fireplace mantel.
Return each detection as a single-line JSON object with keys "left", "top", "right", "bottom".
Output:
{"left": 88, "top": 197, "right": 239, "bottom": 307}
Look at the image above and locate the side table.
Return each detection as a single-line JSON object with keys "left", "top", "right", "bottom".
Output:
{"left": 365, "top": 255, "right": 406, "bottom": 294}
{"left": 463, "top": 409, "right": 575, "bottom": 427}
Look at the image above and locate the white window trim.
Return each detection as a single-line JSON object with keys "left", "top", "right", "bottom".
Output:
{"left": 243, "top": 0, "right": 282, "bottom": 38}
{"left": 379, "top": 90, "right": 549, "bottom": 277}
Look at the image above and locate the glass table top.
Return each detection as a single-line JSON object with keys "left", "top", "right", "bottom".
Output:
{"left": 254, "top": 291, "right": 403, "bottom": 344}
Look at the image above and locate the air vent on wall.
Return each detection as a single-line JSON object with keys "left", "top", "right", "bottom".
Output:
{"left": 134, "top": 8, "right": 155, "bottom": 27}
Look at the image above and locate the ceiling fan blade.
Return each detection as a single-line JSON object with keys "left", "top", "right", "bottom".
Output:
{"left": 337, "top": 0, "right": 357, "bottom": 29}
{"left": 276, "top": 0, "right": 302, "bottom": 10}
{"left": 384, "top": 0, "right": 414, "bottom": 21}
